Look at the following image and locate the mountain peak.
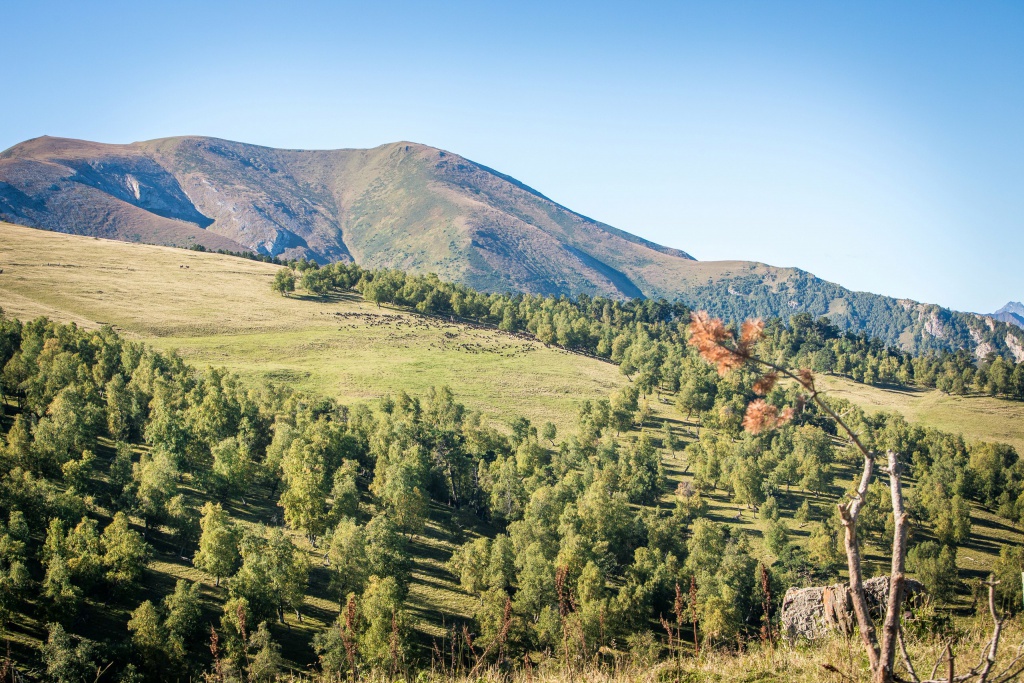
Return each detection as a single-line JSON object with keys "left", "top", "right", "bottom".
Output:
{"left": 996, "top": 301, "right": 1024, "bottom": 316}
{"left": 991, "top": 302, "right": 1024, "bottom": 330}
{"left": 1, "top": 134, "right": 1023, "bottom": 360}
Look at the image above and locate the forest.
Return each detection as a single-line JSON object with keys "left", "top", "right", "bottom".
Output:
{"left": 2, "top": 264, "right": 1024, "bottom": 680}
{"left": 277, "top": 261, "right": 1024, "bottom": 400}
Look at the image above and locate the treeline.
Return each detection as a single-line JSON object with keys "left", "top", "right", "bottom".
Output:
{"left": 760, "top": 314, "right": 1024, "bottom": 398}
{"left": 189, "top": 243, "right": 289, "bottom": 266}
{"left": 274, "top": 262, "right": 1024, "bottom": 400}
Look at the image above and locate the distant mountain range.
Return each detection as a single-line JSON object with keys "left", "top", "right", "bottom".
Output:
{"left": 1, "top": 135, "right": 1021, "bottom": 361}
{"left": 990, "top": 302, "right": 1024, "bottom": 330}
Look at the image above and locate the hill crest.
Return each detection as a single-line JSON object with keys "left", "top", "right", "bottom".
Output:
{"left": 1, "top": 135, "right": 1022, "bottom": 360}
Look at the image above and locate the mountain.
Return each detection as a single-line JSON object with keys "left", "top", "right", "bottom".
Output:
{"left": 990, "top": 302, "right": 1024, "bottom": 330}
{"left": 2, "top": 135, "right": 1022, "bottom": 361}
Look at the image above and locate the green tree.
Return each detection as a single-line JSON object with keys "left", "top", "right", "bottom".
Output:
{"left": 541, "top": 421, "right": 557, "bottom": 446}
{"left": 2, "top": 414, "right": 35, "bottom": 470}
{"left": 372, "top": 446, "right": 429, "bottom": 535}
{"left": 0, "top": 516, "right": 29, "bottom": 629}
{"left": 487, "top": 534, "right": 516, "bottom": 591}
{"left": 128, "top": 599, "right": 168, "bottom": 668}
{"left": 357, "top": 576, "right": 411, "bottom": 673}
{"left": 62, "top": 516, "right": 103, "bottom": 587}
{"left": 232, "top": 526, "right": 309, "bottom": 624}
{"left": 992, "top": 544, "right": 1024, "bottom": 611}
{"left": 329, "top": 459, "right": 361, "bottom": 524}
{"left": 272, "top": 269, "right": 296, "bottom": 296}
{"left": 133, "top": 447, "right": 179, "bottom": 530}
{"left": 618, "top": 433, "right": 664, "bottom": 505}
{"left": 101, "top": 512, "right": 150, "bottom": 588}
{"left": 907, "top": 541, "right": 958, "bottom": 602}
{"left": 364, "top": 514, "right": 410, "bottom": 595}
{"left": 33, "top": 384, "right": 103, "bottom": 467}
{"left": 211, "top": 436, "right": 255, "bottom": 499}
{"left": 163, "top": 579, "right": 202, "bottom": 653}
{"left": 60, "top": 449, "right": 95, "bottom": 493}
{"left": 449, "top": 537, "right": 491, "bottom": 594}
{"left": 43, "top": 553, "right": 81, "bottom": 613}
{"left": 194, "top": 502, "right": 239, "bottom": 586}
{"left": 302, "top": 269, "right": 332, "bottom": 297}
{"left": 279, "top": 423, "right": 345, "bottom": 542}
{"left": 247, "top": 622, "right": 283, "bottom": 682}
{"left": 327, "top": 517, "right": 370, "bottom": 603}
{"left": 41, "top": 623, "right": 95, "bottom": 683}
{"left": 105, "top": 373, "right": 136, "bottom": 440}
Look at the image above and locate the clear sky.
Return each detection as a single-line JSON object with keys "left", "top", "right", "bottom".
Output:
{"left": 4, "top": 1, "right": 1022, "bottom": 313}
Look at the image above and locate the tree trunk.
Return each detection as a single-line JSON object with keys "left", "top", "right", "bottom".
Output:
{"left": 839, "top": 452, "right": 882, "bottom": 675}
{"left": 877, "top": 450, "right": 910, "bottom": 683}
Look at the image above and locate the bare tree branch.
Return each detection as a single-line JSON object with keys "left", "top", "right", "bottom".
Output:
{"left": 879, "top": 451, "right": 911, "bottom": 682}
{"left": 838, "top": 450, "right": 881, "bottom": 674}
{"left": 897, "top": 628, "right": 920, "bottom": 683}
{"left": 977, "top": 581, "right": 1003, "bottom": 683}
{"left": 694, "top": 316, "right": 1022, "bottom": 683}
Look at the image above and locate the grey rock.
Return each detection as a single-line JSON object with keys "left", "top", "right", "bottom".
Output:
{"left": 781, "top": 576, "right": 924, "bottom": 640}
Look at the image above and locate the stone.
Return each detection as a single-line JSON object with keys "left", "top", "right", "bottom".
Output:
{"left": 781, "top": 576, "right": 924, "bottom": 640}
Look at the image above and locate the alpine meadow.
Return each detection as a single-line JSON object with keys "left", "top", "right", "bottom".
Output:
{"left": 1, "top": 7, "right": 1024, "bottom": 678}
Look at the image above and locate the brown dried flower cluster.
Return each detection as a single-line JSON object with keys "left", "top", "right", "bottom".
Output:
{"left": 752, "top": 371, "right": 778, "bottom": 396}
{"left": 738, "top": 319, "right": 765, "bottom": 351}
{"left": 689, "top": 311, "right": 746, "bottom": 375}
{"left": 741, "top": 399, "right": 795, "bottom": 435}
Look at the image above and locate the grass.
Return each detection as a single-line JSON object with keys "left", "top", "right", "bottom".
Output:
{"left": 416, "top": 616, "right": 1024, "bottom": 683}
{"left": 2, "top": 222, "right": 1023, "bottom": 677}
{"left": 0, "top": 222, "right": 626, "bottom": 431}
{"left": 818, "top": 375, "right": 1024, "bottom": 454}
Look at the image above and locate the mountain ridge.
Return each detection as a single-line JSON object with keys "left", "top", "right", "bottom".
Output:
{"left": 990, "top": 302, "right": 1024, "bottom": 329}
{"left": 1, "top": 134, "right": 1021, "bottom": 360}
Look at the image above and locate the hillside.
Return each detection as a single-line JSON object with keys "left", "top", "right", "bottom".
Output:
{"left": 0, "top": 222, "right": 625, "bottom": 431}
{"left": 3, "top": 221, "right": 1022, "bottom": 451}
{"left": 2, "top": 137, "right": 1023, "bottom": 361}
{"left": 2, "top": 222, "right": 1024, "bottom": 679}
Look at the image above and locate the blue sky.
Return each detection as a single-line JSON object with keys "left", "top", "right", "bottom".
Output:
{"left": 4, "top": 1, "right": 1022, "bottom": 312}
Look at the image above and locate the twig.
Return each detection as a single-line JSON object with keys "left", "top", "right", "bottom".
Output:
{"left": 897, "top": 628, "right": 920, "bottom": 683}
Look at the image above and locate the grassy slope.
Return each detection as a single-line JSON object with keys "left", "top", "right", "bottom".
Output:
{"left": 819, "top": 375, "right": 1024, "bottom": 454}
{"left": 0, "top": 222, "right": 625, "bottom": 432}
{"left": 2, "top": 222, "right": 1022, "bottom": 673}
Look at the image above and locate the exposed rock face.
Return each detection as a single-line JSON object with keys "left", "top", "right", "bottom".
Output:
{"left": 781, "top": 576, "right": 924, "bottom": 640}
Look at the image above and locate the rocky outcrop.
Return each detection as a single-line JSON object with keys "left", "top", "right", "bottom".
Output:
{"left": 781, "top": 576, "right": 924, "bottom": 640}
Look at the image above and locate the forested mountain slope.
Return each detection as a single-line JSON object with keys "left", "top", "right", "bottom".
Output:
{"left": 2, "top": 137, "right": 1022, "bottom": 359}
{"left": 2, "top": 221, "right": 1024, "bottom": 680}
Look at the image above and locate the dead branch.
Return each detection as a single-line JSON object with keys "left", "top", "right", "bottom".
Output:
{"left": 879, "top": 450, "right": 911, "bottom": 682}
{"left": 838, "top": 449, "right": 881, "bottom": 674}
{"left": 897, "top": 628, "right": 920, "bottom": 683}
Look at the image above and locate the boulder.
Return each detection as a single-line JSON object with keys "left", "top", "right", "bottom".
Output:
{"left": 781, "top": 576, "right": 924, "bottom": 640}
